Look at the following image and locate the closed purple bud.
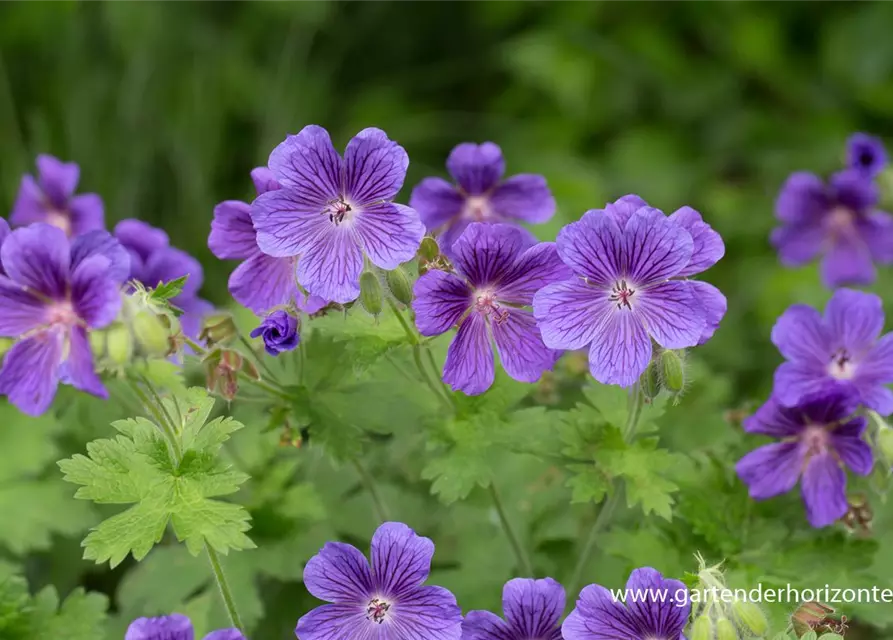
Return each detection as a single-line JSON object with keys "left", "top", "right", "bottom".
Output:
{"left": 250, "top": 310, "right": 299, "bottom": 356}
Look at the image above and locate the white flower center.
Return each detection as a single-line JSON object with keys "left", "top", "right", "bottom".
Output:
{"left": 46, "top": 301, "right": 77, "bottom": 327}
{"left": 366, "top": 597, "right": 392, "bottom": 624}
{"left": 463, "top": 195, "right": 492, "bottom": 221}
{"left": 323, "top": 197, "right": 356, "bottom": 226}
{"left": 474, "top": 288, "right": 509, "bottom": 324}
{"left": 46, "top": 209, "right": 72, "bottom": 236}
{"left": 801, "top": 425, "right": 829, "bottom": 460}
{"left": 826, "top": 206, "right": 856, "bottom": 238}
{"left": 609, "top": 279, "right": 636, "bottom": 310}
{"left": 827, "top": 349, "right": 857, "bottom": 380}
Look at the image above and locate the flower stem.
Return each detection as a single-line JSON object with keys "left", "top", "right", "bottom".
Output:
{"left": 206, "top": 545, "right": 246, "bottom": 634}
{"left": 566, "top": 383, "right": 645, "bottom": 600}
{"left": 126, "top": 378, "right": 182, "bottom": 463}
{"left": 488, "top": 481, "right": 534, "bottom": 577}
{"left": 352, "top": 458, "right": 391, "bottom": 522}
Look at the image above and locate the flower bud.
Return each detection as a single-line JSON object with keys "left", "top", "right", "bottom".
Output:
{"left": 641, "top": 360, "right": 662, "bottom": 400}
{"left": 385, "top": 266, "right": 414, "bottom": 306}
{"left": 660, "top": 349, "right": 685, "bottom": 393}
{"left": 203, "top": 348, "right": 243, "bottom": 401}
{"left": 106, "top": 323, "right": 134, "bottom": 366}
{"left": 89, "top": 331, "right": 106, "bottom": 359}
{"left": 359, "top": 271, "right": 383, "bottom": 316}
{"left": 715, "top": 617, "right": 738, "bottom": 640}
{"left": 732, "top": 600, "right": 767, "bottom": 636}
{"left": 199, "top": 313, "right": 238, "bottom": 347}
{"left": 877, "top": 426, "right": 893, "bottom": 463}
{"left": 418, "top": 236, "right": 440, "bottom": 261}
{"left": 132, "top": 310, "right": 172, "bottom": 356}
{"left": 690, "top": 615, "right": 712, "bottom": 640}
{"left": 0, "top": 337, "right": 11, "bottom": 359}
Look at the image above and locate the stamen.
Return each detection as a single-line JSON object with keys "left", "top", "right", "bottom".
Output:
{"left": 366, "top": 597, "right": 391, "bottom": 624}
{"left": 609, "top": 279, "right": 635, "bottom": 310}
{"left": 828, "top": 349, "right": 856, "bottom": 380}
{"left": 474, "top": 289, "right": 510, "bottom": 324}
{"left": 323, "top": 198, "right": 353, "bottom": 225}
{"left": 463, "top": 196, "right": 491, "bottom": 222}
{"left": 801, "top": 425, "right": 829, "bottom": 460}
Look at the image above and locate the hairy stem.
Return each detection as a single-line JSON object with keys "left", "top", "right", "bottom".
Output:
{"left": 488, "top": 482, "right": 534, "bottom": 577}
{"left": 206, "top": 545, "right": 246, "bottom": 634}
{"left": 566, "top": 383, "right": 645, "bottom": 599}
{"left": 352, "top": 458, "right": 391, "bottom": 522}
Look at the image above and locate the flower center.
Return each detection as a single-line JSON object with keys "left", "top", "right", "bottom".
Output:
{"left": 463, "top": 195, "right": 491, "bottom": 222}
{"left": 828, "top": 349, "right": 857, "bottom": 380}
{"left": 366, "top": 597, "right": 392, "bottom": 624}
{"left": 474, "top": 289, "right": 509, "bottom": 324}
{"left": 801, "top": 425, "right": 829, "bottom": 459}
{"left": 46, "top": 301, "right": 78, "bottom": 327}
{"left": 46, "top": 209, "right": 72, "bottom": 236}
{"left": 826, "top": 206, "right": 856, "bottom": 238}
{"left": 324, "top": 198, "right": 354, "bottom": 226}
{"left": 609, "top": 280, "right": 636, "bottom": 310}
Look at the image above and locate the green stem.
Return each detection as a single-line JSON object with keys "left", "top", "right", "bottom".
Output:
{"left": 352, "top": 458, "right": 391, "bottom": 522}
{"left": 566, "top": 383, "right": 645, "bottom": 600}
{"left": 206, "top": 545, "right": 246, "bottom": 633}
{"left": 239, "top": 335, "right": 278, "bottom": 381}
{"left": 126, "top": 378, "right": 182, "bottom": 462}
{"left": 488, "top": 482, "right": 534, "bottom": 577}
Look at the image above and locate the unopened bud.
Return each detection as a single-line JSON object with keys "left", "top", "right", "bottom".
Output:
{"left": 204, "top": 348, "right": 243, "bottom": 401}
{"left": 641, "top": 360, "right": 662, "bottom": 400}
{"left": 690, "top": 615, "right": 712, "bottom": 640}
{"left": 199, "top": 313, "right": 238, "bottom": 347}
{"left": 715, "top": 617, "right": 737, "bottom": 640}
{"left": 0, "top": 338, "right": 12, "bottom": 359}
{"left": 418, "top": 236, "right": 440, "bottom": 261}
{"left": 732, "top": 600, "right": 767, "bottom": 636}
{"left": 359, "top": 271, "right": 383, "bottom": 316}
{"left": 660, "top": 349, "right": 685, "bottom": 393}
{"left": 89, "top": 331, "right": 106, "bottom": 359}
{"left": 878, "top": 427, "right": 893, "bottom": 462}
{"left": 385, "top": 266, "right": 414, "bottom": 306}
{"left": 132, "top": 311, "right": 171, "bottom": 356}
{"left": 106, "top": 324, "right": 134, "bottom": 365}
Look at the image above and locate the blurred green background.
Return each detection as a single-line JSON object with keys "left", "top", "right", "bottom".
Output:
{"left": 3, "top": 1, "right": 893, "bottom": 637}
{"left": 3, "top": 0, "right": 893, "bottom": 402}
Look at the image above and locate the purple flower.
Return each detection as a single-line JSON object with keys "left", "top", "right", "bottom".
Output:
{"left": 771, "top": 288, "right": 893, "bottom": 415}
{"left": 772, "top": 169, "right": 893, "bottom": 287}
{"left": 463, "top": 578, "right": 564, "bottom": 640}
{"left": 251, "top": 126, "right": 424, "bottom": 304}
{"left": 115, "top": 219, "right": 213, "bottom": 339}
{"left": 11, "top": 154, "right": 104, "bottom": 237}
{"left": 0, "top": 224, "right": 129, "bottom": 415}
{"left": 410, "top": 142, "right": 555, "bottom": 255}
{"left": 210, "top": 168, "right": 327, "bottom": 315}
{"left": 250, "top": 310, "right": 299, "bottom": 356}
{"left": 847, "top": 133, "right": 887, "bottom": 178}
{"left": 295, "top": 521, "right": 461, "bottom": 640}
{"left": 534, "top": 196, "right": 726, "bottom": 387}
{"left": 562, "top": 567, "right": 690, "bottom": 640}
{"left": 0, "top": 217, "right": 9, "bottom": 275}
{"left": 412, "top": 223, "right": 571, "bottom": 395}
{"left": 125, "top": 613, "right": 244, "bottom": 640}
{"left": 736, "top": 387, "right": 872, "bottom": 528}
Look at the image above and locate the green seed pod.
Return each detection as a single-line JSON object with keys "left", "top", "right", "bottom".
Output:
{"left": 690, "top": 615, "right": 712, "bottom": 640}
{"left": 715, "top": 617, "right": 738, "bottom": 640}
{"left": 877, "top": 427, "right": 893, "bottom": 462}
{"left": 106, "top": 324, "right": 134, "bottom": 366}
{"left": 359, "top": 271, "right": 383, "bottom": 316}
{"left": 385, "top": 266, "right": 414, "bottom": 306}
{"left": 732, "top": 600, "right": 768, "bottom": 636}
{"left": 660, "top": 349, "right": 685, "bottom": 393}
{"left": 641, "top": 359, "right": 662, "bottom": 400}
{"left": 88, "top": 330, "right": 106, "bottom": 359}
{"left": 132, "top": 310, "right": 171, "bottom": 356}
{"left": 418, "top": 236, "right": 440, "bottom": 261}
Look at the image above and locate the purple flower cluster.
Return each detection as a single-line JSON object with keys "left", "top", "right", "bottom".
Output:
{"left": 126, "top": 613, "right": 243, "bottom": 640}
{"left": 296, "top": 522, "right": 688, "bottom": 640}
{"left": 772, "top": 133, "right": 893, "bottom": 288}
{"left": 1, "top": 154, "right": 212, "bottom": 415}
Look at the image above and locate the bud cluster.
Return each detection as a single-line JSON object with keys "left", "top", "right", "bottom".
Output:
{"left": 687, "top": 554, "right": 768, "bottom": 640}
{"left": 639, "top": 348, "right": 688, "bottom": 403}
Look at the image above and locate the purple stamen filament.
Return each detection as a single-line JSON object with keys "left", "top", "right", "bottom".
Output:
{"left": 324, "top": 198, "right": 352, "bottom": 225}
{"left": 609, "top": 279, "right": 635, "bottom": 310}
{"left": 475, "top": 290, "right": 509, "bottom": 325}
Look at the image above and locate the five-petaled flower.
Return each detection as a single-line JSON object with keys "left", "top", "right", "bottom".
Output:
{"left": 11, "top": 154, "right": 104, "bottom": 237}
{"left": 0, "top": 224, "right": 129, "bottom": 415}
{"left": 562, "top": 567, "right": 690, "bottom": 640}
{"left": 463, "top": 578, "right": 564, "bottom": 640}
{"left": 295, "top": 521, "right": 461, "bottom": 640}
{"left": 115, "top": 219, "right": 213, "bottom": 339}
{"left": 772, "top": 169, "right": 893, "bottom": 288}
{"left": 534, "top": 196, "right": 726, "bottom": 387}
{"left": 846, "top": 132, "right": 887, "bottom": 178}
{"left": 251, "top": 126, "right": 425, "bottom": 304}
{"left": 736, "top": 386, "right": 872, "bottom": 528}
{"left": 412, "top": 223, "right": 571, "bottom": 395}
{"left": 126, "top": 613, "right": 243, "bottom": 640}
{"left": 771, "top": 288, "right": 893, "bottom": 415}
{"left": 250, "top": 310, "right": 300, "bottom": 356}
{"left": 210, "top": 167, "right": 327, "bottom": 315}
{"left": 409, "top": 142, "right": 555, "bottom": 256}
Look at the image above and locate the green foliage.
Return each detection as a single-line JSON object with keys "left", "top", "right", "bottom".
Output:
{"left": 58, "top": 389, "right": 254, "bottom": 567}
{"left": 0, "top": 575, "right": 108, "bottom": 640}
